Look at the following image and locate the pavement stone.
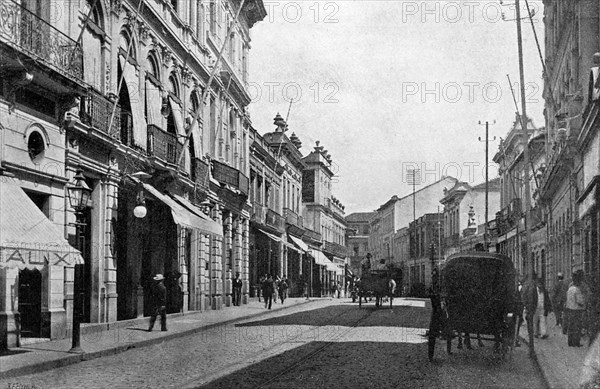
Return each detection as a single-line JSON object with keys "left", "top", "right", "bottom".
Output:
{"left": 520, "top": 314, "right": 593, "bottom": 389}
{"left": 0, "top": 297, "right": 315, "bottom": 381}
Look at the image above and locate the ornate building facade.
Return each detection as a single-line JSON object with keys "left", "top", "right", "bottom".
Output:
{"left": 0, "top": 0, "right": 266, "bottom": 349}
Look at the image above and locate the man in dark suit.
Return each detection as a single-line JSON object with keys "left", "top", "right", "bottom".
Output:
{"left": 148, "top": 274, "right": 167, "bottom": 332}
{"left": 233, "top": 272, "right": 243, "bottom": 306}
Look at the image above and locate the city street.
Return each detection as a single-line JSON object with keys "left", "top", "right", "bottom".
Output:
{"left": 10, "top": 299, "right": 544, "bottom": 389}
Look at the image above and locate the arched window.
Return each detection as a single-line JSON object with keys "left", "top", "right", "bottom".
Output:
{"left": 119, "top": 30, "right": 136, "bottom": 62}
{"left": 146, "top": 54, "right": 160, "bottom": 81}
{"left": 168, "top": 74, "right": 179, "bottom": 98}
{"left": 82, "top": 0, "right": 105, "bottom": 90}
{"left": 190, "top": 91, "right": 200, "bottom": 115}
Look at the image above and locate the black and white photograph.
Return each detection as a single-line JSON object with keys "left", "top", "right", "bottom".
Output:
{"left": 0, "top": 0, "right": 599, "bottom": 388}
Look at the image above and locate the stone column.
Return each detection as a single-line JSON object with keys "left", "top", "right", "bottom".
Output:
{"left": 0, "top": 267, "right": 20, "bottom": 349}
{"left": 103, "top": 173, "right": 119, "bottom": 323}
{"left": 242, "top": 218, "right": 250, "bottom": 304}
{"left": 211, "top": 205, "right": 223, "bottom": 310}
{"left": 222, "top": 211, "right": 233, "bottom": 307}
{"left": 178, "top": 227, "right": 189, "bottom": 313}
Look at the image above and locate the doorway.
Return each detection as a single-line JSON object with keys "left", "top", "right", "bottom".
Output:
{"left": 18, "top": 269, "right": 42, "bottom": 338}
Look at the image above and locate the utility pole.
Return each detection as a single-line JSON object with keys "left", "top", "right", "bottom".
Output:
{"left": 407, "top": 169, "right": 420, "bottom": 288}
{"left": 515, "top": 0, "right": 535, "bottom": 357}
{"left": 478, "top": 121, "right": 496, "bottom": 249}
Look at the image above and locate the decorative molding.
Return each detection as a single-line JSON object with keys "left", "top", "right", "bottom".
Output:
{"left": 182, "top": 66, "right": 193, "bottom": 87}
{"left": 110, "top": 0, "right": 123, "bottom": 15}
{"left": 138, "top": 21, "right": 150, "bottom": 42}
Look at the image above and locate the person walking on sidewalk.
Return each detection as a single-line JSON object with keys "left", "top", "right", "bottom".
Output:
{"left": 533, "top": 279, "right": 551, "bottom": 339}
{"left": 551, "top": 272, "right": 568, "bottom": 328}
{"left": 566, "top": 271, "right": 586, "bottom": 347}
{"left": 262, "top": 274, "right": 274, "bottom": 309}
{"left": 232, "top": 272, "right": 243, "bottom": 306}
{"left": 278, "top": 275, "right": 288, "bottom": 304}
{"left": 148, "top": 274, "right": 167, "bottom": 332}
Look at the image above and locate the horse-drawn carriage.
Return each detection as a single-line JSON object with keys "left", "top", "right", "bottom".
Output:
{"left": 357, "top": 269, "right": 396, "bottom": 308}
{"left": 428, "top": 252, "right": 518, "bottom": 361}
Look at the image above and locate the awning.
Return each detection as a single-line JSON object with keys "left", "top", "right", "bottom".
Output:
{"left": 258, "top": 228, "right": 282, "bottom": 243}
{"left": 133, "top": 178, "right": 223, "bottom": 237}
{"left": 170, "top": 194, "right": 223, "bottom": 236}
{"left": 309, "top": 249, "right": 336, "bottom": 269}
{"left": 288, "top": 234, "right": 308, "bottom": 252}
{"left": 0, "top": 180, "right": 83, "bottom": 269}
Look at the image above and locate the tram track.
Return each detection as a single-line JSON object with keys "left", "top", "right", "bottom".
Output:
{"left": 255, "top": 306, "right": 374, "bottom": 388}
{"left": 181, "top": 302, "right": 372, "bottom": 389}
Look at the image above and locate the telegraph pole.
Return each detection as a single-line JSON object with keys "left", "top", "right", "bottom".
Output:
{"left": 515, "top": 0, "right": 535, "bottom": 357}
{"left": 478, "top": 121, "right": 496, "bottom": 249}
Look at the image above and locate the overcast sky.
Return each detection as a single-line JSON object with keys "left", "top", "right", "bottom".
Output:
{"left": 248, "top": 0, "right": 545, "bottom": 214}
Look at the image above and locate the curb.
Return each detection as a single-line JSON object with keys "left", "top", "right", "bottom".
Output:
{"left": 519, "top": 335, "right": 551, "bottom": 389}
{"left": 1, "top": 299, "right": 317, "bottom": 380}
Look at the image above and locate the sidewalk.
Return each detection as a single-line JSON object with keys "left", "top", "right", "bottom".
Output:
{"left": 0, "top": 297, "right": 315, "bottom": 380}
{"left": 520, "top": 315, "right": 593, "bottom": 389}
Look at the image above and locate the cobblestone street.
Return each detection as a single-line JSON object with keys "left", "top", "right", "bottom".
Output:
{"left": 4, "top": 299, "right": 545, "bottom": 389}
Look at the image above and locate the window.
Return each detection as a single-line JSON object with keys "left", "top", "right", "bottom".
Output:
{"left": 82, "top": 0, "right": 105, "bottom": 90}
{"left": 196, "top": 1, "right": 204, "bottom": 41}
{"left": 170, "top": 0, "right": 178, "bottom": 12}
{"left": 119, "top": 30, "right": 136, "bottom": 62}
{"left": 27, "top": 130, "right": 46, "bottom": 163}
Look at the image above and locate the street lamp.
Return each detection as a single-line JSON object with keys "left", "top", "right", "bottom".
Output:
{"left": 66, "top": 168, "right": 92, "bottom": 353}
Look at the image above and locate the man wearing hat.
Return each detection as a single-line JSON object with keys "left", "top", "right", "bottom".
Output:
{"left": 148, "top": 274, "right": 167, "bottom": 332}
{"left": 551, "top": 272, "right": 568, "bottom": 328}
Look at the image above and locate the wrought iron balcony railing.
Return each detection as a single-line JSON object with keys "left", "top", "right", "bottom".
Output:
{"left": 120, "top": 111, "right": 134, "bottom": 147}
{"left": 303, "top": 229, "right": 322, "bottom": 243}
{"left": 147, "top": 124, "right": 181, "bottom": 165}
{"left": 212, "top": 160, "right": 249, "bottom": 196}
{"left": 323, "top": 241, "right": 347, "bottom": 258}
{"left": 192, "top": 157, "right": 210, "bottom": 189}
{"left": 251, "top": 202, "right": 266, "bottom": 224}
{"left": 0, "top": 0, "right": 83, "bottom": 80}
{"left": 80, "top": 90, "right": 120, "bottom": 138}
{"left": 266, "top": 209, "right": 284, "bottom": 231}
{"left": 283, "top": 208, "right": 303, "bottom": 228}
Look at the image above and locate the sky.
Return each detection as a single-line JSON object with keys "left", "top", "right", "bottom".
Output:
{"left": 248, "top": 0, "right": 545, "bottom": 214}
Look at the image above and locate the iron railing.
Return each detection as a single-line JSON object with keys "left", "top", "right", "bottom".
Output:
{"left": 212, "top": 160, "right": 249, "bottom": 196}
{"left": 265, "top": 209, "right": 284, "bottom": 231}
{"left": 323, "top": 241, "right": 347, "bottom": 258}
{"left": 192, "top": 157, "right": 210, "bottom": 189}
{"left": 0, "top": 0, "right": 83, "bottom": 79}
{"left": 303, "top": 228, "right": 322, "bottom": 243}
{"left": 283, "top": 208, "right": 303, "bottom": 228}
{"left": 80, "top": 90, "right": 120, "bottom": 138}
{"left": 147, "top": 124, "right": 181, "bottom": 165}
{"left": 251, "top": 202, "right": 266, "bottom": 224}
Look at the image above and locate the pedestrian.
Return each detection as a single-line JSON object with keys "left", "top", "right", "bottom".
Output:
{"left": 273, "top": 275, "right": 280, "bottom": 303}
{"left": 147, "top": 274, "right": 167, "bottom": 332}
{"left": 262, "top": 274, "right": 274, "bottom": 309}
{"left": 513, "top": 286, "right": 525, "bottom": 347}
{"left": 533, "top": 278, "right": 551, "bottom": 339}
{"left": 232, "top": 272, "right": 243, "bottom": 306}
{"left": 565, "top": 271, "right": 586, "bottom": 347}
{"left": 278, "top": 275, "right": 288, "bottom": 304}
{"left": 521, "top": 273, "right": 538, "bottom": 352}
{"left": 331, "top": 281, "right": 338, "bottom": 298}
{"left": 258, "top": 274, "right": 266, "bottom": 302}
{"left": 337, "top": 281, "right": 342, "bottom": 298}
{"left": 551, "top": 272, "right": 567, "bottom": 327}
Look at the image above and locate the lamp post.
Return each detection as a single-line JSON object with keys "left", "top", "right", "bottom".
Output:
{"left": 66, "top": 168, "right": 92, "bottom": 353}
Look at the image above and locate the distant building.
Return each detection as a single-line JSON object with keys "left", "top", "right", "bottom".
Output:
{"left": 345, "top": 212, "right": 376, "bottom": 276}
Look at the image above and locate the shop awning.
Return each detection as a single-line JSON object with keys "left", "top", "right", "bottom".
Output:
{"left": 0, "top": 180, "right": 83, "bottom": 269}
{"left": 309, "top": 249, "right": 336, "bottom": 269}
{"left": 288, "top": 234, "right": 308, "bottom": 252}
{"left": 135, "top": 179, "right": 223, "bottom": 237}
{"left": 170, "top": 193, "right": 223, "bottom": 236}
{"left": 258, "top": 228, "right": 282, "bottom": 243}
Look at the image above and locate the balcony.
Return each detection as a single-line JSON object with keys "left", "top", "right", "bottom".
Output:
{"left": 147, "top": 124, "right": 181, "bottom": 165}
{"left": 80, "top": 89, "right": 120, "bottom": 138}
{"left": 496, "top": 198, "right": 523, "bottom": 235}
{"left": 265, "top": 209, "right": 284, "bottom": 232}
{"left": 251, "top": 202, "right": 266, "bottom": 224}
{"left": 0, "top": 0, "right": 83, "bottom": 80}
{"left": 323, "top": 241, "right": 347, "bottom": 258}
{"left": 192, "top": 157, "right": 210, "bottom": 190}
{"left": 212, "top": 160, "right": 249, "bottom": 196}
{"left": 283, "top": 208, "right": 303, "bottom": 228}
{"left": 303, "top": 229, "right": 322, "bottom": 243}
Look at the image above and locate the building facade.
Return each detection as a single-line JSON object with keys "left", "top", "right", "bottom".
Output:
{"left": 0, "top": 0, "right": 266, "bottom": 349}
{"left": 345, "top": 212, "right": 376, "bottom": 276}
{"left": 408, "top": 213, "right": 443, "bottom": 294}
{"left": 302, "top": 141, "right": 348, "bottom": 296}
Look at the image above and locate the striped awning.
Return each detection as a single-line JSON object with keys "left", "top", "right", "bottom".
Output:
{"left": 0, "top": 180, "right": 83, "bottom": 269}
